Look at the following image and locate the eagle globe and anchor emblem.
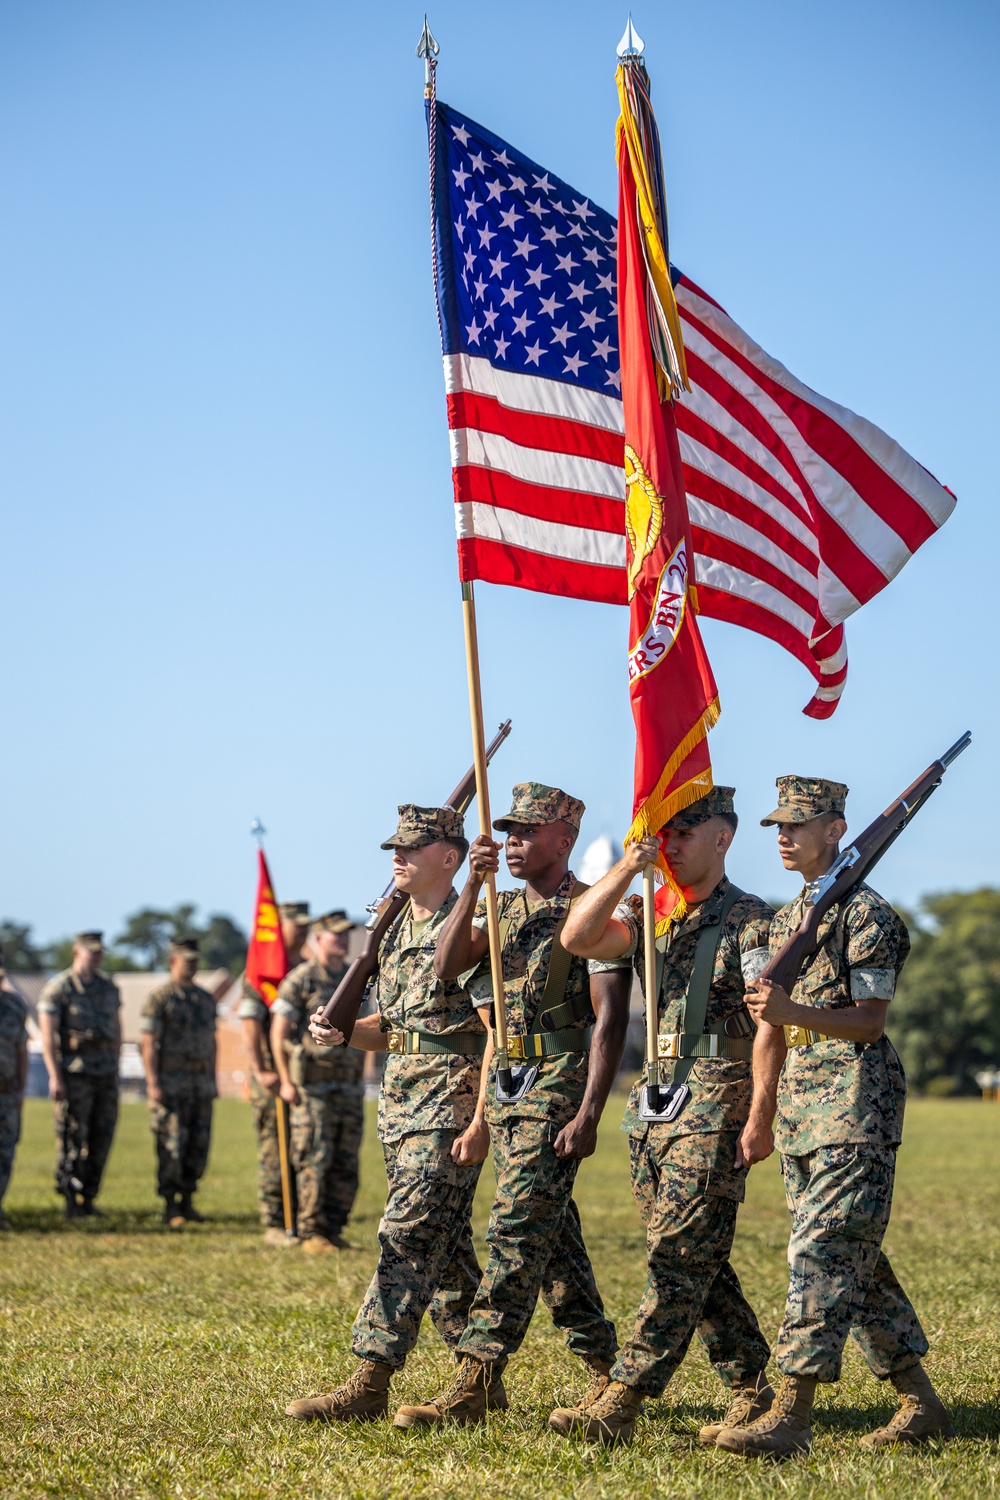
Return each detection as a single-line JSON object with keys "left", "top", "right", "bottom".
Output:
{"left": 624, "top": 443, "right": 690, "bottom": 681}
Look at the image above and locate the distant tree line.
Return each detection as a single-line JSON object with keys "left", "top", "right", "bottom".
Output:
{"left": 0, "top": 904, "right": 248, "bottom": 979}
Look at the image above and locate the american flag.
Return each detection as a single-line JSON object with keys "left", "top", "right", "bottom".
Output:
{"left": 429, "top": 100, "right": 956, "bottom": 718}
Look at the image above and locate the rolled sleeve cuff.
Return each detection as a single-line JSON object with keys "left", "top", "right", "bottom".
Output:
{"left": 36, "top": 998, "right": 58, "bottom": 1015}
{"left": 850, "top": 967, "right": 896, "bottom": 1000}
{"left": 740, "top": 946, "right": 770, "bottom": 983}
{"left": 138, "top": 1017, "right": 159, "bottom": 1035}
{"left": 237, "top": 997, "right": 267, "bottom": 1021}
{"left": 270, "top": 999, "right": 298, "bottom": 1020}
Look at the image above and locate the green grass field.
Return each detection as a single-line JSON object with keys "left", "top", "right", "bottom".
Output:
{"left": 1, "top": 1096, "right": 998, "bottom": 1499}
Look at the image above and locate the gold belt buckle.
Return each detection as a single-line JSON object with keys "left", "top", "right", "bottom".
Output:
{"left": 387, "top": 1031, "right": 404, "bottom": 1054}
{"left": 506, "top": 1036, "right": 526, "bottom": 1062}
{"left": 657, "top": 1034, "right": 680, "bottom": 1060}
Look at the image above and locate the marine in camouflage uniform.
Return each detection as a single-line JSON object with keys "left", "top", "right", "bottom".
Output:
{"left": 237, "top": 901, "right": 310, "bottom": 1240}
{"left": 549, "top": 787, "right": 774, "bottom": 1445}
{"left": 0, "top": 967, "right": 29, "bottom": 1224}
{"left": 37, "top": 931, "right": 121, "bottom": 1217}
{"left": 139, "top": 938, "right": 218, "bottom": 1223}
{"left": 392, "top": 783, "right": 631, "bottom": 1430}
{"left": 286, "top": 805, "right": 491, "bottom": 1425}
{"left": 717, "top": 776, "right": 954, "bottom": 1457}
{"left": 272, "top": 912, "right": 364, "bottom": 1250}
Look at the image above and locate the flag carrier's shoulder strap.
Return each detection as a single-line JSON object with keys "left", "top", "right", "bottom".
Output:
{"left": 494, "top": 881, "right": 589, "bottom": 1036}
{"left": 653, "top": 883, "right": 745, "bottom": 1086}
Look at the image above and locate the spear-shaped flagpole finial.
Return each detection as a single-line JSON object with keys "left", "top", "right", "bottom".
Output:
{"left": 250, "top": 818, "right": 266, "bottom": 849}
{"left": 617, "top": 13, "right": 645, "bottom": 57}
{"left": 417, "top": 14, "right": 440, "bottom": 87}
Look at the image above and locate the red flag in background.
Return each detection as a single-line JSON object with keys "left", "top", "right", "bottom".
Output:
{"left": 617, "top": 56, "right": 719, "bottom": 927}
{"left": 245, "top": 849, "right": 288, "bottom": 1005}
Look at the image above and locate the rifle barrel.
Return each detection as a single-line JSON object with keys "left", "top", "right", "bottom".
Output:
{"left": 940, "top": 730, "right": 972, "bottom": 768}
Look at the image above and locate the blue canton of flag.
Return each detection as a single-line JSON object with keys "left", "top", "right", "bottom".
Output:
{"left": 432, "top": 103, "right": 620, "bottom": 395}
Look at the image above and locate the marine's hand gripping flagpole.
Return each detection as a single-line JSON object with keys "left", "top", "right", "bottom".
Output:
{"left": 420, "top": 19, "right": 514, "bottom": 1096}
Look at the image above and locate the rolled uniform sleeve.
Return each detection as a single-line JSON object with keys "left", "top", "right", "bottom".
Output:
{"left": 36, "top": 978, "right": 63, "bottom": 1017}
{"left": 138, "top": 990, "right": 162, "bottom": 1036}
{"left": 587, "top": 900, "right": 639, "bottom": 974}
{"left": 237, "top": 980, "right": 268, "bottom": 1023}
{"left": 846, "top": 903, "right": 908, "bottom": 1002}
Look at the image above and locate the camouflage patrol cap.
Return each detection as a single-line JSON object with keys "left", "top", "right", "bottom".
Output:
{"left": 311, "top": 909, "right": 354, "bottom": 934}
{"left": 380, "top": 804, "right": 466, "bottom": 850}
{"left": 665, "top": 785, "right": 736, "bottom": 831}
{"left": 760, "top": 775, "right": 849, "bottom": 826}
{"left": 493, "top": 782, "right": 585, "bottom": 833}
{"left": 278, "top": 901, "right": 311, "bottom": 926}
{"left": 170, "top": 937, "right": 200, "bottom": 959}
{"left": 74, "top": 931, "right": 104, "bottom": 952}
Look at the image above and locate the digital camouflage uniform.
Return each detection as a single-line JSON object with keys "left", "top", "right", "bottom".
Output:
{"left": 37, "top": 968, "right": 121, "bottom": 1204}
{"left": 768, "top": 881, "right": 925, "bottom": 1382}
{"left": 352, "top": 881, "right": 488, "bottom": 1369}
{"left": 606, "top": 863, "right": 774, "bottom": 1396}
{"left": 237, "top": 977, "right": 289, "bottom": 1229}
{"left": 273, "top": 959, "right": 364, "bottom": 1240}
{"left": 140, "top": 979, "right": 218, "bottom": 1203}
{"left": 455, "top": 785, "right": 624, "bottom": 1374}
{"left": 0, "top": 985, "right": 28, "bottom": 1212}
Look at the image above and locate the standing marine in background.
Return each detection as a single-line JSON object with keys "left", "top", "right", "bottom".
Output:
{"left": 139, "top": 937, "right": 218, "bottom": 1227}
{"left": 0, "top": 950, "right": 29, "bottom": 1229}
{"left": 238, "top": 900, "right": 310, "bottom": 1246}
{"left": 287, "top": 804, "right": 490, "bottom": 1424}
{"left": 549, "top": 787, "right": 774, "bottom": 1446}
{"left": 392, "top": 783, "right": 631, "bottom": 1430}
{"left": 37, "top": 931, "right": 121, "bottom": 1219}
{"left": 717, "top": 776, "right": 954, "bottom": 1458}
{"left": 271, "top": 911, "right": 364, "bottom": 1253}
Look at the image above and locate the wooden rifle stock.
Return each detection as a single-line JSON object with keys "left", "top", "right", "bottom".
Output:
{"left": 318, "top": 720, "right": 512, "bottom": 1037}
{"left": 761, "top": 732, "right": 971, "bottom": 996}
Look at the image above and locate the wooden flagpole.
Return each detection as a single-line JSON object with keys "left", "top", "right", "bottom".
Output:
{"left": 274, "top": 1097, "right": 296, "bottom": 1238}
{"left": 461, "top": 581, "right": 514, "bottom": 1093}
{"left": 642, "top": 865, "right": 663, "bottom": 1110}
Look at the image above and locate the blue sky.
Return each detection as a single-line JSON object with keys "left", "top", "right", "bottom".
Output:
{"left": 1, "top": 0, "right": 996, "bottom": 945}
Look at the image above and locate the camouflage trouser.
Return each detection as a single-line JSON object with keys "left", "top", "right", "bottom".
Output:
{"left": 612, "top": 1128, "right": 769, "bottom": 1396}
{"left": 776, "top": 1145, "right": 928, "bottom": 1382}
{"left": 290, "top": 1085, "right": 364, "bottom": 1239}
{"left": 55, "top": 1071, "right": 119, "bottom": 1201}
{"left": 457, "top": 1115, "right": 617, "bottom": 1372}
{"left": 149, "top": 1076, "right": 215, "bottom": 1200}
{"left": 249, "top": 1077, "right": 296, "bottom": 1229}
{"left": 0, "top": 1093, "right": 22, "bottom": 1208}
{"left": 352, "top": 1129, "right": 483, "bottom": 1369}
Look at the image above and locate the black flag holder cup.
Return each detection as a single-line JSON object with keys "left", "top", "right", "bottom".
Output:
{"left": 638, "top": 864, "right": 691, "bottom": 1123}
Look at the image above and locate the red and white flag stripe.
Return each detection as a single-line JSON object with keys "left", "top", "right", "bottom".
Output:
{"left": 446, "top": 275, "right": 955, "bottom": 718}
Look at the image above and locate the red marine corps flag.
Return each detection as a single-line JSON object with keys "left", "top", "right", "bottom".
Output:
{"left": 245, "top": 847, "right": 288, "bottom": 1005}
{"left": 616, "top": 35, "right": 717, "bottom": 923}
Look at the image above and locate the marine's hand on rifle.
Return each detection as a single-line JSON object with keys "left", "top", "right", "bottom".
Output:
{"left": 745, "top": 979, "right": 796, "bottom": 1026}
{"left": 279, "top": 1079, "right": 300, "bottom": 1107}
{"left": 48, "top": 1071, "right": 66, "bottom": 1103}
{"left": 468, "top": 835, "right": 502, "bottom": 881}
{"left": 308, "top": 1008, "right": 344, "bottom": 1048}
{"left": 451, "top": 1115, "right": 490, "bottom": 1165}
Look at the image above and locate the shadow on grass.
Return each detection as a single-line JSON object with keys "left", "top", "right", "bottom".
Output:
{"left": 816, "top": 1398, "right": 1000, "bottom": 1442}
{"left": 1, "top": 1208, "right": 264, "bottom": 1236}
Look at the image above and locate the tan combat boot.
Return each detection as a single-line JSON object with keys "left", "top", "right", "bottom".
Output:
{"left": 554, "top": 1380, "right": 644, "bottom": 1445}
{"left": 285, "top": 1360, "right": 393, "bottom": 1422}
{"left": 715, "top": 1374, "right": 816, "bottom": 1457}
{"left": 393, "top": 1356, "right": 508, "bottom": 1429}
{"left": 548, "top": 1355, "right": 615, "bottom": 1435}
{"left": 859, "top": 1364, "right": 956, "bottom": 1448}
{"left": 301, "top": 1234, "right": 338, "bottom": 1254}
{"left": 263, "top": 1227, "right": 297, "bottom": 1248}
{"left": 698, "top": 1372, "right": 774, "bottom": 1444}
